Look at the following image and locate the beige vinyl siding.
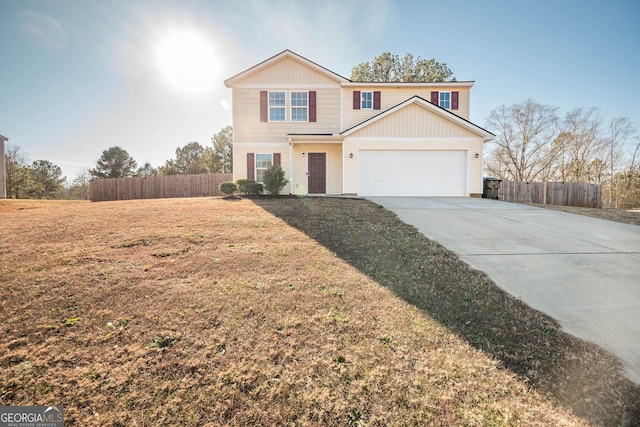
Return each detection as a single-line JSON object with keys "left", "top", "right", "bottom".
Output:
{"left": 291, "top": 143, "right": 342, "bottom": 195}
{"left": 343, "top": 138, "right": 484, "bottom": 195}
{"left": 232, "top": 144, "right": 292, "bottom": 194}
{"left": 232, "top": 87, "right": 341, "bottom": 143}
{"left": 233, "top": 57, "right": 339, "bottom": 86}
{"left": 348, "top": 104, "right": 479, "bottom": 139}
{"left": 342, "top": 86, "right": 470, "bottom": 130}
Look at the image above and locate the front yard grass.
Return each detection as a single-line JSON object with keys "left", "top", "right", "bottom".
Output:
{"left": 0, "top": 197, "right": 637, "bottom": 426}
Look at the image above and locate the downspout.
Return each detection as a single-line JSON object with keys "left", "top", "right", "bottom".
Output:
{"left": 288, "top": 137, "right": 293, "bottom": 195}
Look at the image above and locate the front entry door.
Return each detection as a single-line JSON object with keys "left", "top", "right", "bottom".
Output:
{"left": 308, "top": 153, "right": 326, "bottom": 194}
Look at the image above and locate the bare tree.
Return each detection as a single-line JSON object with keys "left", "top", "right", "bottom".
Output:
{"left": 65, "top": 169, "right": 92, "bottom": 200}
{"left": 485, "top": 99, "right": 559, "bottom": 181}
{"left": 605, "top": 117, "right": 635, "bottom": 207}
{"left": 551, "top": 108, "right": 604, "bottom": 183}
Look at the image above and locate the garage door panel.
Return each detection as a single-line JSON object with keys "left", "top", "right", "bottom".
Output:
{"left": 359, "top": 150, "right": 466, "bottom": 197}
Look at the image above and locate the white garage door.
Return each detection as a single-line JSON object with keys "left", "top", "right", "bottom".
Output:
{"left": 359, "top": 150, "right": 467, "bottom": 197}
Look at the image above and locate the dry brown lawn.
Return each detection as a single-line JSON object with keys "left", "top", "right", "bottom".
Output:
{"left": 0, "top": 197, "right": 638, "bottom": 426}
{"left": 527, "top": 203, "right": 640, "bottom": 226}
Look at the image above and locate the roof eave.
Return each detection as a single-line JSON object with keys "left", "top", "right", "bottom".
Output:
{"left": 342, "top": 81, "right": 474, "bottom": 88}
{"left": 288, "top": 134, "right": 343, "bottom": 142}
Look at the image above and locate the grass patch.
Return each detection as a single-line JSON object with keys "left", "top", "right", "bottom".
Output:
{"left": 527, "top": 203, "right": 640, "bottom": 226}
{"left": 0, "top": 197, "right": 636, "bottom": 425}
{"left": 254, "top": 196, "right": 640, "bottom": 426}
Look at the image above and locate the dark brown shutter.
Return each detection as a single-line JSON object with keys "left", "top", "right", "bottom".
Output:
{"left": 431, "top": 91, "right": 439, "bottom": 105}
{"left": 373, "top": 91, "right": 381, "bottom": 110}
{"left": 309, "top": 91, "right": 316, "bottom": 122}
{"left": 451, "top": 91, "right": 459, "bottom": 110}
{"left": 353, "top": 91, "right": 361, "bottom": 110}
{"left": 260, "top": 91, "right": 268, "bottom": 122}
{"left": 247, "top": 153, "right": 255, "bottom": 180}
{"left": 273, "top": 153, "right": 281, "bottom": 167}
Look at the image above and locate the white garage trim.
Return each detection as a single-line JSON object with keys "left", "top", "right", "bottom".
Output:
{"left": 358, "top": 150, "right": 468, "bottom": 197}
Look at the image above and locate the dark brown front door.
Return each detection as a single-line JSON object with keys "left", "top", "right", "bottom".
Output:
{"left": 308, "top": 153, "right": 326, "bottom": 194}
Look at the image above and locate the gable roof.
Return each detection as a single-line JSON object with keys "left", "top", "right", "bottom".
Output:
{"left": 224, "top": 50, "right": 349, "bottom": 87}
{"left": 341, "top": 96, "right": 495, "bottom": 141}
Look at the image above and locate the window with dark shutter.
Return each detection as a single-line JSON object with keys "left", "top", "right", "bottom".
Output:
{"left": 373, "top": 91, "right": 381, "bottom": 110}
{"left": 451, "top": 91, "right": 459, "bottom": 110}
{"left": 353, "top": 91, "right": 361, "bottom": 110}
{"left": 309, "top": 91, "right": 316, "bottom": 122}
{"left": 247, "top": 153, "right": 255, "bottom": 180}
{"left": 260, "top": 92, "right": 268, "bottom": 122}
{"left": 431, "top": 91, "right": 439, "bottom": 105}
{"left": 273, "top": 153, "right": 281, "bottom": 167}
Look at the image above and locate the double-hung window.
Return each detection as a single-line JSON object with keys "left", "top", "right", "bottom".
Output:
{"left": 291, "top": 91, "right": 308, "bottom": 122}
{"left": 255, "top": 154, "right": 273, "bottom": 183}
{"left": 439, "top": 92, "right": 451, "bottom": 109}
{"left": 361, "top": 91, "right": 373, "bottom": 109}
{"left": 269, "top": 91, "right": 286, "bottom": 122}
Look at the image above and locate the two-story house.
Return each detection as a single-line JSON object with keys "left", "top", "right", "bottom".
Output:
{"left": 224, "top": 50, "right": 494, "bottom": 197}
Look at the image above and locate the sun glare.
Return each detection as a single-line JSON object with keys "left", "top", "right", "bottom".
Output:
{"left": 154, "top": 29, "right": 218, "bottom": 94}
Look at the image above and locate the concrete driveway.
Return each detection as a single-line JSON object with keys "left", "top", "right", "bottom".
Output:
{"left": 368, "top": 197, "right": 640, "bottom": 383}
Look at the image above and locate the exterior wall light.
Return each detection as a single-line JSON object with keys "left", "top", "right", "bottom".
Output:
{"left": 349, "top": 153, "right": 354, "bottom": 158}
{"left": 475, "top": 153, "right": 480, "bottom": 158}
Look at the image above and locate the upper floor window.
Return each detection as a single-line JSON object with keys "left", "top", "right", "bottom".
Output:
{"left": 291, "top": 91, "right": 308, "bottom": 122}
{"left": 430, "top": 91, "right": 459, "bottom": 110}
{"left": 260, "top": 90, "right": 316, "bottom": 122}
{"left": 439, "top": 92, "right": 451, "bottom": 109}
{"left": 361, "top": 91, "right": 373, "bottom": 109}
{"left": 255, "top": 153, "right": 273, "bottom": 183}
{"left": 269, "top": 91, "right": 286, "bottom": 121}
{"left": 353, "top": 91, "right": 380, "bottom": 110}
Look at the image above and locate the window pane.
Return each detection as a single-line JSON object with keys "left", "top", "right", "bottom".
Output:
{"left": 439, "top": 92, "right": 451, "bottom": 109}
{"left": 361, "top": 91, "right": 373, "bottom": 109}
{"left": 291, "top": 92, "right": 307, "bottom": 106}
{"left": 255, "top": 154, "right": 273, "bottom": 183}
{"left": 291, "top": 91, "right": 308, "bottom": 121}
{"left": 292, "top": 108, "right": 307, "bottom": 121}
{"left": 256, "top": 154, "right": 272, "bottom": 168}
{"left": 268, "top": 92, "right": 286, "bottom": 121}
{"left": 269, "top": 92, "right": 285, "bottom": 106}
{"left": 270, "top": 107, "right": 285, "bottom": 121}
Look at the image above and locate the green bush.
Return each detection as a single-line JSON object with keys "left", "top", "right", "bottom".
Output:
{"left": 219, "top": 181, "right": 237, "bottom": 196}
{"left": 247, "top": 182, "right": 264, "bottom": 195}
{"left": 236, "top": 179, "right": 264, "bottom": 196}
{"left": 236, "top": 179, "right": 253, "bottom": 194}
{"left": 262, "top": 166, "right": 289, "bottom": 195}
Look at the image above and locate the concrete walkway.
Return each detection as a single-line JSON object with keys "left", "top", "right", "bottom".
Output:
{"left": 368, "top": 197, "right": 640, "bottom": 383}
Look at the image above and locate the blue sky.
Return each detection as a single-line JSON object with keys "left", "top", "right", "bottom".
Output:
{"left": 1, "top": 0, "right": 639, "bottom": 180}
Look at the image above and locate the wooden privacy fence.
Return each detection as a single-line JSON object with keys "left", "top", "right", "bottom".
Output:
{"left": 497, "top": 180, "right": 602, "bottom": 208}
{"left": 90, "top": 173, "right": 233, "bottom": 202}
